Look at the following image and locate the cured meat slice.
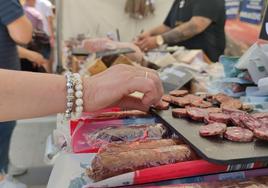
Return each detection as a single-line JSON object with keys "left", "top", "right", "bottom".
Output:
{"left": 230, "top": 112, "right": 245, "bottom": 127}
{"left": 170, "top": 97, "right": 190, "bottom": 107}
{"left": 259, "top": 118, "right": 268, "bottom": 126}
{"left": 191, "top": 100, "right": 213, "bottom": 108}
{"left": 169, "top": 90, "right": 189, "bottom": 97}
{"left": 88, "top": 144, "right": 194, "bottom": 181}
{"left": 252, "top": 112, "right": 268, "bottom": 120}
{"left": 254, "top": 126, "right": 268, "bottom": 141}
{"left": 185, "top": 94, "right": 204, "bottom": 102}
{"left": 240, "top": 114, "right": 262, "bottom": 131}
{"left": 221, "top": 99, "right": 242, "bottom": 110}
{"left": 162, "top": 95, "right": 172, "bottom": 103}
{"left": 186, "top": 107, "right": 208, "bottom": 121}
{"left": 154, "top": 101, "right": 169, "bottom": 110}
{"left": 206, "top": 107, "right": 222, "bottom": 114}
{"left": 172, "top": 108, "right": 188, "bottom": 118}
{"left": 95, "top": 110, "right": 148, "bottom": 120}
{"left": 213, "top": 93, "right": 231, "bottom": 104}
{"left": 99, "top": 139, "right": 183, "bottom": 154}
{"left": 222, "top": 107, "right": 245, "bottom": 114}
{"left": 204, "top": 116, "right": 215, "bottom": 124}
{"left": 199, "top": 123, "right": 227, "bottom": 137}
{"left": 208, "top": 113, "right": 230, "bottom": 124}
{"left": 224, "top": 127, "right": 254, "bottom": 142}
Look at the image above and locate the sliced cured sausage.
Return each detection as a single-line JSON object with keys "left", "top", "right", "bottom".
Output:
{"left": 191, "top": 100, "right": 213, "bottom": 108}
{"left": 170, "top": 97, "right": 190, "bottom": 107}
{"left": 169, "top": 90, "right": 189, "bottom": 97}
{"left": 162, "top": 95, "right": 172, "bottom": 103}
{"left": 221, "top": 99, "right": 242, "bottom": 110}
{"left": 224, "top": 127, "right": 254, "bottom": 142}
{"left": 172, "top": 108, "right": 188, "bottom": 118}
{"left": 206, "top": 107, "right": 222, "bottom": 114}
{"left": 186, "top": 107, "right": 208, "bottom": 121}
{"left": 154, "top": 101, "right": 169, "bottom": 110}
{"left": 199, "top": 123, "right": 227, "bottom": 137}
{"left": 208, "top": 113, "right": 230, "bottom": 124}
{"left": 240, "top": 114, "right": 262, "bottom": 131}
{"left": 252, "top": 112, "right": 268, "bottom": 120}
{"left": 254, "top": 126, "right": 268, "bottom": 141}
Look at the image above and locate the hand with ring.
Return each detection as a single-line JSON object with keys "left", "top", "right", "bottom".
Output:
{"left": 83, "top": 64, "right": 164, "bottom": 112}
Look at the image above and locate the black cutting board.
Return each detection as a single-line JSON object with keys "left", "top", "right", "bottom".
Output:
{"left": 153, "top": 108, "right": 268, "bottom": 165}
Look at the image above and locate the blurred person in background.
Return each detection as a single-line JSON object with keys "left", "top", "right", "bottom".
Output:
{"left": 35, "top": 0, "right": 55, "bottom": 72}
{"left": 0, "top": 0, "right": 32, "bottom": 186}
{"left": 135, "top": 0, "right": 226, "bottom": 62}
{"left": 21, "top": 0, "right": 50, "bottom": 72}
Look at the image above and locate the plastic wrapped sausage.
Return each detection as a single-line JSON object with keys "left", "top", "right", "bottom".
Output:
{"left": 98, "top": 139, "right": 183, "bottom": 154}
{"left": 87, "top": 123, "right": 167, "bottom": 143}
{"left": 87, "top": 144, "right": 195, "bottom": 182}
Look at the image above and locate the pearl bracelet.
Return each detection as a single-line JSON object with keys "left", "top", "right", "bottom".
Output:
{"left": 65, "top": 72, "right": 74, "bottom": 119}
{"left": 73, "top": 73, "right": 84, "bottom": 118}
{"left": 64, "top": 72, "right": 84, "bottom": 120}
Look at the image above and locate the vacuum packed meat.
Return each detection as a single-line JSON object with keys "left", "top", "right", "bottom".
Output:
{"left": 87, "top": 124, "right": 167, "bottom": 143}
{"left": 98, "top": 139, "right": 183, "bottom": 154}
{"left": 87, "top": 144, "right": 194, "bottom": 181}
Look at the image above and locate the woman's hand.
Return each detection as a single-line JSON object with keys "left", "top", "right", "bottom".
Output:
{"left": 83, "top": 64, "right": 163, "bottom": 112}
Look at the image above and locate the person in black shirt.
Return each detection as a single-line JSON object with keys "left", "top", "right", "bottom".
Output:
{"left": 136, "top": 0, "right": 226, "bottom": 62}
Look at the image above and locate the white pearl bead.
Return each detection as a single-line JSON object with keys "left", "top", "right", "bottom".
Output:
{"left": 67, "top": 102, "right": 73, "bottom": 108}
{"left": 75, "top": 99, "right": 83, "bottom": 106}
{"left": 75, "top": 91, "right": 83, "bottom": 98}
{"left": 75, "top": 84, "right": 83, "bottom": 91}
{"left": 76, "top": 106, "right": 83, "bottom": 113}
{"left": 67, "top": 88, "right": 74, "bottom": 94}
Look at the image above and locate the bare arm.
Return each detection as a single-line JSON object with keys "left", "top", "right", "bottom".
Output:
{"left": 162, "top": 16, "right": 212, "bottom": 45}
{"left": 0, "top": 65, "right": 163, "bottom": 121}
{"left": 7, "top": 15, "right": 33, "bottom": 45}
{"left": 0, "top": 69, "right": 66, "bottom": 121}
{"left": 147, "top": 24, "right": 171, "bottom": 36}
{"left": 17, "top": 46, "right": 48, "bottom": 66}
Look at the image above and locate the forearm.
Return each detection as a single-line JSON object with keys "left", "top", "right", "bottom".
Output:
{"left": 162, "top": 22, "right": 198, "bottom": 45}
{"left": 162, "top": 17, "right": 211, "bottom": 45}
{"left": 148, "top": 24, "right": 171, "bottom": 36}
{"left": 0, "top": 70, "right": 66, "bottom": 121}
{"left": 17, "top": 46, "right": 31, "bottom": 59}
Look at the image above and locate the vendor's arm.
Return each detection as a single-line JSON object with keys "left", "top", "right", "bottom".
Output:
{"left": 138, "top": 24, "right": 171, "bottom": 41}
{"left": 137, "top": 16, "right": 211, "bottom": 51}
{"left": 0, "top": 65, "right": 163, "bottom": 121}
{"left": 162, "top": 16, "right": 211, "bottom": 45}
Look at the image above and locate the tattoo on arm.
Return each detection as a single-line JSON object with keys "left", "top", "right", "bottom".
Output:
{"left": 162, "top": 22, "right": 199, "bottom": 45}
